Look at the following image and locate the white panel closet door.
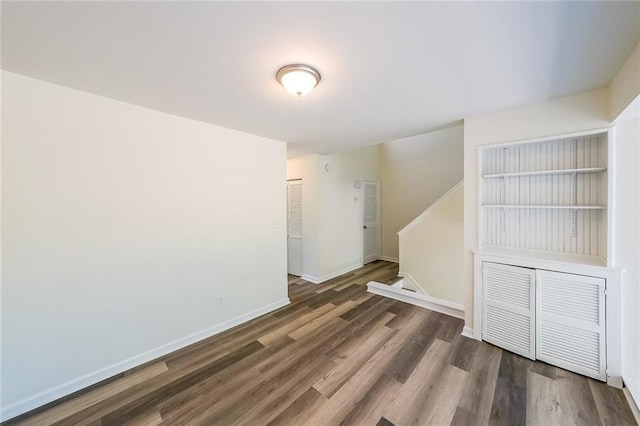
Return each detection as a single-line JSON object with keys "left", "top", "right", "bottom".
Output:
{"left": 482, "top": 262, "right": 536, "bottom": 359}
{"left": 362, "top": 180, "right": 380, "bottom": 265}
{"left": 287, "top": 181, "right": 303, "bottom": 276}
{"left": 536, "top": 270, "right": 605, "bottom": 380}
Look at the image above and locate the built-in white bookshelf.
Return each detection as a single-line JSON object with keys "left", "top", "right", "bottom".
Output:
{"left": 475, "top": 128, "right": 622, "bottom": 386}
{"left": 479, "top": 130, "right": 611, "bottom": 265}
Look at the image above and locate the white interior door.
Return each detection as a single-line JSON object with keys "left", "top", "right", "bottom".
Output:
{"left": 362, "top": 180, "right": 380, "bottom": 265}
{"left": 287, "top": 180, "right": 303, "bottom": 276}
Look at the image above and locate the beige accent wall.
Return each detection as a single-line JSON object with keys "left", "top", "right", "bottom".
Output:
{"left": 398, "top": 182, "right": 464, "bottom": 304}
{"left": 380, "top": 125, "right": 463, "bottom": 260}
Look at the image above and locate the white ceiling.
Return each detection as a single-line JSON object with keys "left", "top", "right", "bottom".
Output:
{"left": 2, "top": 2, "right": 639, "bottom": 158}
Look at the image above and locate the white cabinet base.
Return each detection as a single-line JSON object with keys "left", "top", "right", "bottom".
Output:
{"left": 474, "top": 251, "right": 622, "bottom": 385}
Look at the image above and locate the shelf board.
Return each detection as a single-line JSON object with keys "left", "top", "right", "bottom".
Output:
{"left": 478, "top": 247, "right": 608, "bottom": 268}
{"left": 482, "top": 204, "right": 606, "bottom": 210}
{"left": 482, "top": 167, "right": 606, "bottom": 179}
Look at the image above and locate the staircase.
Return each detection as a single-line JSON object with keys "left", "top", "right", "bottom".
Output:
{"left": 367, "top": 181, "right": 465, "bottom": 319}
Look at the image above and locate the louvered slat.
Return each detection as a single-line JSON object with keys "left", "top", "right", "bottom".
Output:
{"left": 482, "top": 262, "right": 535, "bottom": 360}
{"left": 536, "top": 270, "right": 605, "bottom": 380}
{"left": 485, "top": 269, "right": 531, "bottom": 308}
{"left": 288, "top": 183, "right": 302, "bottom": 236}
{"left": 485, "top": 306, "right": 531, "bottom": 352}
{"left": 540, "top": 322, "right": 600, "bottom": 371}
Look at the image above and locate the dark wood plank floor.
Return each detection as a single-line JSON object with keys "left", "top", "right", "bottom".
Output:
{"left": 5, "top": 261, "right": 637, "bottom": 425}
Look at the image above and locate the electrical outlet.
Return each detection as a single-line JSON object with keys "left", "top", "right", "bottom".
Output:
{"left": 216, "top": 297, "right": 224, "bottom": 308}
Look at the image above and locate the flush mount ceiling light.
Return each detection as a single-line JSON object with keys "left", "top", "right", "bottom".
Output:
{"left": 276, "top": 64, "right": 321, "bottom": 97}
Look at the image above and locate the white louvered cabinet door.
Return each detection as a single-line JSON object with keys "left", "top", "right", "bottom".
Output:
{"left": 536, "top": 270, "right": 605, "bottom": 381}
{"left": 287, "top": 181, "right": 303, "bottom": 276}
{"left": 482, "top": 262, "right": 536, "bottom": 360}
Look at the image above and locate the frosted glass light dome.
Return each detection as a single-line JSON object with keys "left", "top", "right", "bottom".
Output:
{"left": 276, "top": 64, "right": 321, "bottom": 97}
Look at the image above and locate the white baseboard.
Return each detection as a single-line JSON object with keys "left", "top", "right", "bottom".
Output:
{"left": 0, "top": 298, "right": 290, "bottom": 422}
{"left": 301, "top": 274, "right": 318, "bottom": 283}
{"left": 302, "top": 262, "right": 362, "bottom": 284}
{"left": 461, "top": 326, "right": 475, "bottom": 339}
{"left": 367, "top": 281, "right": 465, "bottom": 320}
{"left": 379, "top": 256, "right": 399, "bottom": 263}
{"left": 624, "top": 377, "right": 640, "bottom": 424}
{"left": 608, "top": 375, "right": 623, "bottom": 389}
{"left": 625, "top": 387, "right": 640, "bottom": 425}
{"left": 397, "top": 272, "right": 427, "bottom": 296}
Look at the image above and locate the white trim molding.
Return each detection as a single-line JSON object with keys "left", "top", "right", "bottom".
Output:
{"left": 397, "top": 180, "right": 464, "bottom": 237}
{"left": 379, "top": 256, "right": 399, "bottom": 263}
{"left": 396, "top": 272, "right": 427, "bottom": 296}
{"left": 461, "top": 326, "right": 475, "bottom": 339}
{"left": 302, "top": 262, "right": 362, "bottom": 284}
{"left": 624, "top": 382, "right": 640, "bottom": 425}
{"left": 0, "top": 298, "right": 290, "bottom": 422}
{"left": 367, "top": 280, "right": 465, "bottom": 320}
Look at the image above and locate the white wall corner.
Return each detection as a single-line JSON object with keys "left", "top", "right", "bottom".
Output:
{"left": 0, "top": 298, "right": 290, "bottom": 422}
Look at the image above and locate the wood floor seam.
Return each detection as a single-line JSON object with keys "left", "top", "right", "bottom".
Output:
{"left": 4, "top": 261, "right": 636, "bottom": 426}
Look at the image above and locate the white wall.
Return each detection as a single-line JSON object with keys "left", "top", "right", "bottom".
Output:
{"left": 610, "top": 48, "right": 640, "bottom": 406}
{"left": 398, "top": 182, "right": 464, "bottom": 304}
{"left": 464, "top": 86, "right": 640, "bottom": 406}
{"left": 288, "top": 127, "right": 464, "bottom": 280}
{"left": 286, "top": 155, "right": 321, "bottom": 279}
{"left": 614, "top": 107, "right": 640, "bottom": 404}
{"left": 287, "top": 144, "right": 380, "bottom": 282}
{"left": 610, "top": 41, "right": 640, "bottom": 121}
{"left": 463, "top": 88, "right": 611, "bottom": 327}
{"left": 380, "top": 125, "right": 464, "bottom": 260}
{"left": 319, "top": 145, "right": 380, "bottom": 279}
{"left": 1, "top": 71, "right": 288, "bottom": 418}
